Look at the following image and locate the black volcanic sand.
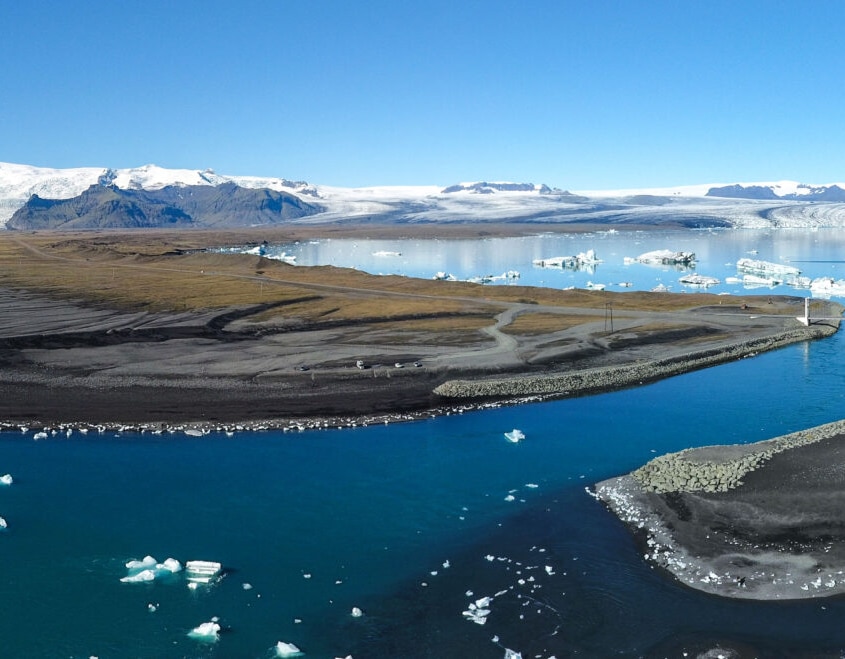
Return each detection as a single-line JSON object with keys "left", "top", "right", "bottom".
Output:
{"left": 0, "top": 286, "right": 837, "bottom": 430}
{"left": 596, "top": 427, "right": 845, "bottom": 601}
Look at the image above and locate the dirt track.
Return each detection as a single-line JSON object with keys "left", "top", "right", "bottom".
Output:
{"left": 0, "top": 282, "right": 836, "bottom": 429}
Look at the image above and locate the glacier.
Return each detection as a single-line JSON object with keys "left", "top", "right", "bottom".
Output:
{"left": 3, "top": 161, "right": 845, "bottom": 229}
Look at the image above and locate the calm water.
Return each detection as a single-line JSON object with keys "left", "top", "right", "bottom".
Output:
{"left": 4, "top": 230, "right": 845, "bottom": 658}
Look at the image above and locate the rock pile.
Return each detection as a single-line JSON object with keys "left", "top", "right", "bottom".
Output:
{"left": 632, "top": 418, "right": 845, "bottom": 493}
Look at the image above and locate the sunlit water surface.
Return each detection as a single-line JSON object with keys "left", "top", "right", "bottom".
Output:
{"left": 3, "top": 229, "right": 845, "bottom": 657}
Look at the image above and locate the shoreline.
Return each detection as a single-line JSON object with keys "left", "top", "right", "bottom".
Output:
{"left": 595, "top": 418, "right": 845, "bottom": 601}
{"left": 0, "top": 321, "right": 835, "bottom": 436}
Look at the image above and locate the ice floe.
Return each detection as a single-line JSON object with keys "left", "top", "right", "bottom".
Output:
{"left": 187, "top": 620, "right": 220, "bottom": 642}
{"left": 504, "top": 429, "right": 525, "bottom": 443}
{"left": 351, "top": 606, "right": 363, "bottom": 617}
{"left": 120, "top": 555, "right": 182, "bottom": 583}
{"left": 185, "top": 559, "right": 222, "bottom": 584}
{"left": 0, "top": 474, "right": 12, "bottom": 485}
{"left": 275, "top": 640, "right": 304, "bottom": 656}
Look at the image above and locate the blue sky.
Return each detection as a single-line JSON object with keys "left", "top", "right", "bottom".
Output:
{"left": 2, "top": 1, "right": 844, "bottom": 189}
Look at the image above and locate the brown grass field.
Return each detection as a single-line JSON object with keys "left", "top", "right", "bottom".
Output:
{"left": 0, "top": 226, "right": 837, "bottom": 426}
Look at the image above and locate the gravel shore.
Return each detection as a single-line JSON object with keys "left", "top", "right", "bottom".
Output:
{"left": 595, "top": 418, "right": 845, "bottom": 600}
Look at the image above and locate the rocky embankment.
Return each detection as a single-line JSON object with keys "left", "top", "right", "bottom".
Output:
{"left": 631, "top": 418, "right": 845, "bottom": 493}
{"left": 594, "top": 418, "right": 845, "bottom": 600}
{"left": 434, "top": 325, "right": 835, "bottom": 400}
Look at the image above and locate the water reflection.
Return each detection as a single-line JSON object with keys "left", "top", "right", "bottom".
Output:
{"left": 244, "top": 228, "right": 845, "bottom": 298}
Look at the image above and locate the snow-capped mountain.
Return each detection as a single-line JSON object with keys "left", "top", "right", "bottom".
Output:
{"left": 3, "top": 161, "right": 845, "bottom": 230}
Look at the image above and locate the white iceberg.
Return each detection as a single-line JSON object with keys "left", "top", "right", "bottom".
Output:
{"left": 0, "top": 516, "right": 7, "bottom": 530}
{"left": 0, "top": 474, "right": 12, "bottom": 485}
{"left": 630, "top": 249, "right": 696, "bottom": 266}
{"left": 810, "top": 276, "right": 845, "bottom": 298}
{"left": 351, "top": 606, "right": 363, "bottom": 617}
{"left": 121, "top": 555, "right": 183, "bottom": 583}
{"left": 504, "top": 650, "right": 522, "bottom": 659}
{"left": 185, "top": 559, "right": 222, "bottom": 584}
{"left": 120, "top": 569, "right": 157, "bottom": 583}
{"left": 736, "top": 257, "right": 800, "bottom": 278}
{"left": 187, "top": 620, "right": 220, "bottom": 642}
{"left": 678, "top": 273, "right": 720, "bottom": 287}
{"left": 504, "top": 429, "right": 525, "bottom": 443}
{"left": 275, "top": 640, "right": 303, "bottom": 657}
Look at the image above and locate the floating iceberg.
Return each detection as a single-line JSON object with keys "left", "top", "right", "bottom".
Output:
{"left": 0, "top": 516, "right": 7, "bottom": 530}
{"left": 121, "top": 555, "right": 183, "bottom": 583}
{"left": 736, "top": 257, "right": 800, "bottom": 278}
{"left": 810, "top": 276, "right": 845, "bottom": 298}
{"left": 372, "top": 250, "right": 401, "bottom": 257}
{"left": 504, "top": 650, "right": 522, "bottom": 659}
{"left": 533, "top": 249, "right": 601, "bottom": 270}
{"left": 187, "top": 620, "right": 220, "bottom": 642}
{"left": 0, "top": 474, "right": 12, "bottom": 485}
{"left": 504, "top": 429, "right": 525, "bottom": 443}
{"left": 462, "top": 595, "right": 493, "bottom": 625}
{"left": 678, "top": 273, "right": 720, "bottom": 287}
{"left": 185, "top": 559, "right": 222, "bottom": 584}
{"left": 628, "top": 249, "right": 696, "bottom": 266}
{"left": 275, "top": 640, "right": 303, "bottom": 657}
{"left": 742, "top": 274, "right": 781, "bottom": 288}
{"left": 351, "top": 606, "right": 364, "bottom": 617}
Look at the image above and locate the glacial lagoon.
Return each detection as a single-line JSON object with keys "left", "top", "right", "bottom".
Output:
{"left": 3, "top": 228, "right": 845, "bottom": 657}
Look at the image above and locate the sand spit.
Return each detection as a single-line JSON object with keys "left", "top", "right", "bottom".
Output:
{"left": 594, "top": 419, "right": 845, "bottom": 600}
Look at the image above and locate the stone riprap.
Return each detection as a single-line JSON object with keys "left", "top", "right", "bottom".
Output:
{"left": 594, "top": 418, "right": 845, "bottom": 600}
{"left": 434, "top": 325, "right": 835, "bottom": 400}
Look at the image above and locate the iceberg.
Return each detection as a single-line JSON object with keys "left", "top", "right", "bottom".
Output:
{"left": 533, "top": 249, "right": 601, "bottom": 270}
{"left": 678, "top": 273, "right": 720, "bottom": 287}
{"left": 121, "top": 555, "right": 183, "bottom": 583}
{"left": 187, "top": 620, "right": 220, "bottom": 642}
{"left": 0, "top": 516, "right": 7, "bottom": 530}
{"left": 0, "top": 474, "right": 12, "bottom": 485}
{"left": 275, "top": 641, "right": 303, "bottom": 657}
{"left": 810, "top": 276, "right": 845, "bottom": 298}
{"left": 185, "top": 559, "right": 222, "bottom": 584}
{"left": 351, "top": 606, "right": 363, "bottom": 617}
{"left": 504, "top": 429, "right": 525, "bottom": 443}
{"left": 120, "top": 569, "right": 157, "bottom": 583}
{"left": 736, "top": 257, "right": 800, "bottom": 278}
{"left": 629, "top": 249, "right": 696, "bottom": 266}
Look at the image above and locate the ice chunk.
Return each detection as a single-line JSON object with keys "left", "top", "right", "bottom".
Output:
{"left": 187, "top": 621, "right": 220, "bottom": 642}
{"left": 121, "top": 569, "right": 156, "bottom": 583}
{"left": 126, "top": 555, "right": 157, "bottom": 570}
{"left": 185, "top": 560, "right": 222, "bottom": 583}
{"left": 0, "top": 474, "right": 12, "bottom": 485}
{"left": 0, "top": 516, "right": 7, "bottom": 530}
{"left": 503, "top": 650, "right": 522, "bottom": 659}
{"left": 351, "top": 607, "right": 363, "bottom": 617}
{"left": 275, "top": 640, "right": 303, "bottom": 657}
{"left": 504, "top": 429, "right": 525, "bottom": 443}
{"left": 158, "top": 557, "right": 182, "bottom": 573}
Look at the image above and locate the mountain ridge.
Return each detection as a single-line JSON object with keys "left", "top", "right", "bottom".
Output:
{"left": 4, "top": 161, "right": 845, "bottom": 230}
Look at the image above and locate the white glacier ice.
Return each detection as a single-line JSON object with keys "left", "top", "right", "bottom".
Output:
{"left": 187, "top": 621, "right": 220, "bottom": 642}
{"left": 275, "top": 640, "right": 303, "bottom": 657}
{"left": 0, "top": 474, "right": 12, "bottom": 485}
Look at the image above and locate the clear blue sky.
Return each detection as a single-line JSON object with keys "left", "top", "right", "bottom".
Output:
{"left": 2, "top": 1, "right": 844, "bottom": 189}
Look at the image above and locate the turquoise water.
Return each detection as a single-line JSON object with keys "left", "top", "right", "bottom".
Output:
{"left": 4, "top": 230, "right": 845, "bottom": 657}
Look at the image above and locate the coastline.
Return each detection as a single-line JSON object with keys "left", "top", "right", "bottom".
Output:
{"left": 595, "top": 418, "right": 845, "bottom": 601}
{"left": 0, "top": 320, "right": 836, "bottom": 436}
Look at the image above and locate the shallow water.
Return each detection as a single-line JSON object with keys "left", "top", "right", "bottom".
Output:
{"left": 3, "top": 229, "right": 845, "bottom": 657}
